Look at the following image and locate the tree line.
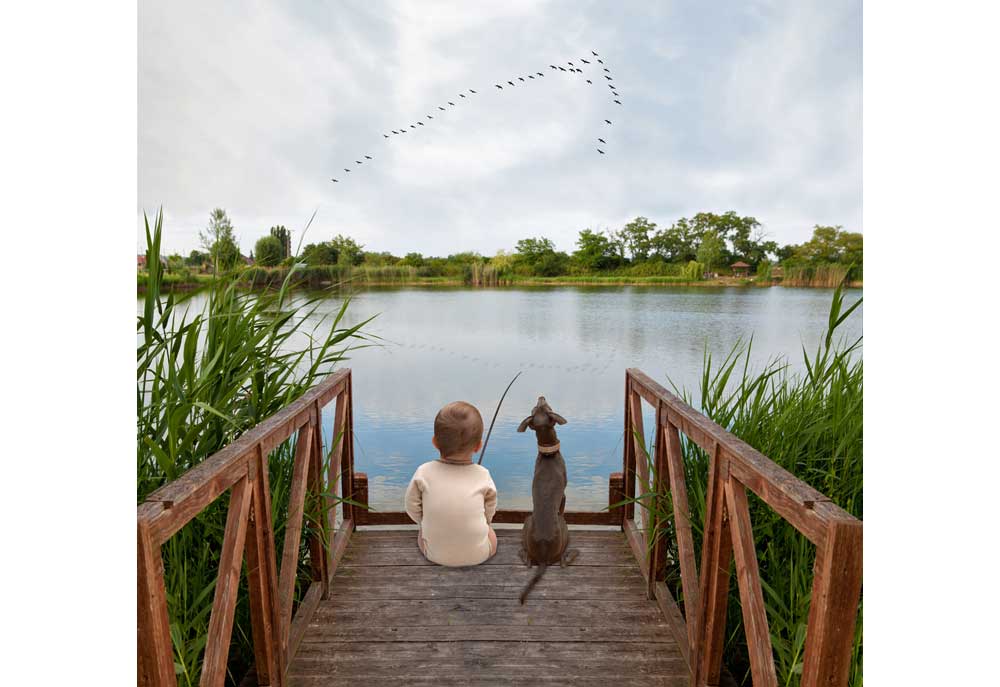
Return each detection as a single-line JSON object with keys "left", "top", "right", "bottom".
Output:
{"left": 164, "top": 208, "right": 862, "bottom": 282}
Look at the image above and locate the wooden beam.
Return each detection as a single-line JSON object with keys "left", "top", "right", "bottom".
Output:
{"left": 201, "top": 475, "right": 252, "bottom": 687}
{"left": 277, "top": 422, "right": 314, "bottom": 652}
{"left": 357, "top": 509, "right": 620, "bottom": 527}
{"left": 801, "top": 519, "right": 863, "bottom": 687}
{"left": 663, "top": 417, "right": 698, "bottom": 653}
{"left": 244, "top": 450, "right": 281, "bottom": 687}
{"left": 608, "top": 472, "right": 625, "bottom": 529}
{"left": 695, "top": 446, "right": 732, "bottom": 687}
{"left": 353, "top": 472, "right": 369, "bottom": 526}
{"left": 725, "top": 479, "right": 778, "bottom": 687}
{"left": 137, "top": 521, "right": 176, "bottom": 687}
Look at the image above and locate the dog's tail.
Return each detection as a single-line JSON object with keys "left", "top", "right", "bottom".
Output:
{"left": 519, "top": 562, "right": 547, "bottom": 605}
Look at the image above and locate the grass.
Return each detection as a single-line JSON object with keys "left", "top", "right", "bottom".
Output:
{"left": 137, "top": 209, "right": 374, "bottom": 685}
{"left": 629, "top": 282, "right": 862, "bottom": 686}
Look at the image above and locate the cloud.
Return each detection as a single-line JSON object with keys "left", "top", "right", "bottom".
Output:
{"left": 139, "top": 0, "right": 861, "bottom": 256}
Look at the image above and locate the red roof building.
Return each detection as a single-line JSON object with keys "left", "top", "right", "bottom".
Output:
{"left": 731, "top": 261, "right": 751, "bottom": 277}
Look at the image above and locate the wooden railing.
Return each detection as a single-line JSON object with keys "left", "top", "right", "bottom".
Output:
{"left": 137, "top": 369, "right": 357, "bottom": 687}
{"left": 622, "top": 369, "right": 862, "bottom": 687}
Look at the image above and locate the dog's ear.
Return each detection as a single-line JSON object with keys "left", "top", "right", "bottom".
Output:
{"left": 549, "top": 412, "right": 568, "bottom": 425}
{"left": 517, "top": 416, "right": 533, "bottom": 432}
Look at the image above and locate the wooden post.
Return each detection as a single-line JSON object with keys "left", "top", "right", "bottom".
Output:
{"left": 277, "top": 422, "right": 314, "bottom": 652}
{"left": 801, "top": 519, "right": 863, "bottom": 687}
{"left": 307, "top": 403, "right": 330, "bottom": 598}
{"left": 137, "top": 521, "right": 176, "bottom": 687}
{"left": 340, "top": 375, "right": 356, "bottom": 523}
{"left": 244, "top": 448, "right": 282, "bottom": 686}
{"left": 695, "top": 447, "right": 732, "bottom": 686}
{"left": 608, "top": 472, "right": 625, "bottom": 529}
{"left": 628, "top": 388, "right": 648, "bottom": 534}
{"left": 647, "top": 410, "right": 669, "bottom": 599}
{"left": 353, "top": 472, "right": 369, "bottom": 525}
{"left": 664, "top": 417, "right": 698, "bottom": 655}
{"left": 623, "top": 374, "right": 636, "bottom": 522}
{"left": 201, "top": 475, "right": 252, "bottom": 687}
{"left": 329, "top": 390, "right": 348, "bottom": 537}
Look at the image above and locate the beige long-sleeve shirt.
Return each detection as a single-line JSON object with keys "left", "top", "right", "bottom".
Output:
{"left": 404, "top": 460, "right": 498, "bottom": 567}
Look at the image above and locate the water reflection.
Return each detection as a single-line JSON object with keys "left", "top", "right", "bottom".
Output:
{"left": 158, "top": 286, "right": 862, "bottom": 511}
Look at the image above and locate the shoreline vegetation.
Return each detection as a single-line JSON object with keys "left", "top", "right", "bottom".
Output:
{"left": 140, "top": 209, "right": 862, "bottom": 293}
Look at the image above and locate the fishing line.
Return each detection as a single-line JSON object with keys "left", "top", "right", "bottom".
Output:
{"left": 478, "top": 370, "right": 523, "bottom": 466}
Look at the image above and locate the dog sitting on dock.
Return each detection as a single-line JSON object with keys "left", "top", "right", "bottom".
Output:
{"left": 517, "top": 396, "right": 578, "bottom": 604}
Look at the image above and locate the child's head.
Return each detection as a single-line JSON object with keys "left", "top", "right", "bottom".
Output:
{"left": 433, "top": 401, "right": 484, "bottom": 458}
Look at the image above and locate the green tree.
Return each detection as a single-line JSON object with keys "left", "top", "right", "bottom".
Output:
{"left": 696, "top": 231, "right": 725, "bottom": 274}
{"left": 573, "top": 229, "right": 619, "bottom": 270}
{"left": 254, "top": 235, "right": 283, "bottom": 267}
{"left": 619, "top": 217, "right": 656, "bottom": 261}
{"left": 515, "top": 237, "right": 556, "bottom": 262}
{"left": 514, "top": 237, "right": 568, "bottom": 276}
{"left": 300, "top": 243, "right": 339, "bottom": 266}
{"left": 400, "top": 252, "right": 425, "bottom": 267}
{"left": 269, "top": 226, "right": 291, "bottom": 260}
{"left": 185, "top": 250, "right": 210, "bottom": 268}
{"left": 328, "top": 234, "right": 364, "bottom": 265}
{"left": 652, "top": 217, "right": 703, "bottom": 263}
{"left": 200, "top": 208, "right": 240, "bottom": 269}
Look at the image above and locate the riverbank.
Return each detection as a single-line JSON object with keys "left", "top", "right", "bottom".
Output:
{"left": 138, "top": 270, "right": 862, "bottom": 293}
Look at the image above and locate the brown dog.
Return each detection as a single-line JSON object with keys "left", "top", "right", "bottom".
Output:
{"left": 517, "top": 396, "right": 578, "bottom": 604}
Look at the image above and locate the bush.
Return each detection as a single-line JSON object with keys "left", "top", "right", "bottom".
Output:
{"left": 681, "top": 260, "right": 703, "bottom": 281}
{"left": 254, "top": 235, "right": 283, "bottom": 267}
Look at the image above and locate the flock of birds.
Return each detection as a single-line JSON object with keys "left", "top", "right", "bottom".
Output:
{"left": 330, "top": 50, "right": 621, "bottom": 184}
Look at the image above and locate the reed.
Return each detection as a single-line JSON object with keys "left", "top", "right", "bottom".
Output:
{"left": 631, "top": 282, "right": 862, "bottom": 686}
{"left": 137, "top": 209, "right": 374, "bottom": 685}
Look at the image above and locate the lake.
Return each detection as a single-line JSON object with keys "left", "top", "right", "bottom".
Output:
{"left": 153, "top": 285, "right": 862, "bottom": 512}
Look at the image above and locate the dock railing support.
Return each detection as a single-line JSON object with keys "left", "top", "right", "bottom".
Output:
{"left": 620, "top": 369, "right": 862, "bottom": 687}
{"left": 137, "top": 369, "right": 357, "bottom": 687}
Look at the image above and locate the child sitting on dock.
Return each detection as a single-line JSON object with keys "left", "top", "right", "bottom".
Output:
{"left": 404, "top": 401, "right": 498, "bottom": 566}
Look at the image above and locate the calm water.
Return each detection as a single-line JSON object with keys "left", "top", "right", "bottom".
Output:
{"left": 152, "top": 286, "right": 862, "bottom": 511}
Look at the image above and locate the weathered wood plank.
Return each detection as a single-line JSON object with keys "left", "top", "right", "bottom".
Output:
{"left": 244, "top": 452, "right": 281, "bottom": 687}
{"left": 201, "top": 475, "right": 252, "bottom": 687}
{"left": 289, "top": 676, "right": 688, "bottom": 687}
{"left": 309, "top": 597, "right": 669, "bottom": 626}
{"left": 277, "top": 422, "right": 314, "bottom": 653}
{"left": 695, "top": 442, "right": 731, "bottom": 686}
{"left": 360, "top": 509, "right": 618, "bottom": 526}
{"left": 627, "top": 387, "right": 649, "bottom": 534}
{"left": 663, "top": 417, "right": 698, "bottom": 652}
{"left": 137, "top": 520, "right": 176, "bottom": 687}
{"left": 287, "top": 581, "right": 324, "bottom": 663}
{"left": 300, "top": 624, "right": 673, "bottom": 643}
{"left": 725, "top": 479, "right": 778, "bottom": 687}
{"left": 801, "top": 519, "right": 863, "bottom": 687}
{"left": 624, "top": 518, "right": 648, "bottom": 577}
{"left": 354, "top": 528, "right": 623, "bottom": 541}
{"left": 654, "top": 581, "right": 692, "bottom": 673}
{"left": 341, "top": 546, "right": 634, "bottom": 567}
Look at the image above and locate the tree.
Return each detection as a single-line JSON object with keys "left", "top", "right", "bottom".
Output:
{"left": 618, "top": 217, "right": 656, "bottom": 261}
{"left": 400, "top": 252, "right": 425, "bottom": 267}
{"left": 269, "top": 226, "right": 291, "bottom": 260}
{"left": 651, "top": 217, "right": 703, "bottom": 263}
{"left": 300, "top": 243, "right": 339, "bottom": 266}
{"left": 330, "top": 234, "right": 365, "bottom": 265}
{"left": 200, "top": 208, "right": 240, "bottom": 269}
{"left": 185, "top": 250, "right": 210, "bottom": 268}
{"left": 254, "top": 235, "right": 283, "bottom": 267}
{"left": 515, "top": 237, "right": 556, "bottom": 262}
{"left": 514, "top": 237, "right": 568, "bottom": 276}
{"left": 573, "top": 229, "right": 620, "bottom": 270}
{"left": 696, "top": 231, "right": 725, "bottom": 274}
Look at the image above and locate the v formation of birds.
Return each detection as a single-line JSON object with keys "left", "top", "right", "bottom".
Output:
{"left": 331, "top": 50, "right": 620, "bottom": 183}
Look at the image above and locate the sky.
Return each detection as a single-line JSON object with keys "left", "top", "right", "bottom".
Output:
{"left": 138, "top": 0, "right": 861, "bottom": 258}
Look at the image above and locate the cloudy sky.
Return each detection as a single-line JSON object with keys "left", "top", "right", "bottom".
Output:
{"left": 138, "top": 1, "right": 861, "bottom": 257}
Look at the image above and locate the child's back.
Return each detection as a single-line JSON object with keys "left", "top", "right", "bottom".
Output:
{"left": 405, "top": 459, "right": 497, "bottom": 566}
{"left": 403, "top": 401, "right": 498, "bottom": 566}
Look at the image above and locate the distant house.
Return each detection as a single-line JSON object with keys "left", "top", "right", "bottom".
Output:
{"left": 731, "top": 261, "right": 751, "bottom": 278}
{"left": 137, "top": 255, "right": 147, "bottom": 269}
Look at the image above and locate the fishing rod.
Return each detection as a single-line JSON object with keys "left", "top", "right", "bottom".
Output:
{"left": 478, "top": 371, "right": 522, "bottom": 466}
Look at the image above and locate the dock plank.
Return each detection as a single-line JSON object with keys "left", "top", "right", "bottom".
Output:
{"left": 287, "top": 528, "right": 689, "bottom": 685}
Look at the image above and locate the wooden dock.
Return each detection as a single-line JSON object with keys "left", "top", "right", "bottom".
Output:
{"left": 137, "top": 368, "right": 863, "bottom": 687}
{"left": 288, "top": 528, "right": 687, "bottom": 686}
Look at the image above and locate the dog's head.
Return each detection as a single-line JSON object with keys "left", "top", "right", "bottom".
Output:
{"left": 517, "top": 396, "right": 567, "bottom": 434}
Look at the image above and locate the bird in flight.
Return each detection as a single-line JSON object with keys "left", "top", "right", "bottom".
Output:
{"left": 448, "top": 101, "right": 455, "bottom": 106}
{"left": 604, "top": 68, "right": 610, "bottom": 73}
{"left": 568, "top": 61, "right": 575, "bottom": 66}
{"left": 558, "top": 66, "right": 567, "bottom": 71}
{"left": 597, "top": 149, "right": 605, "bottom": 154}
{"left": 383, "top": 134, "right": 389, "bottom": 138}
{"left": 356, "top": 160, "right": 363, "bottom": 164}
{"left": 460, "top": 93, "right": 466, "bottom": 98}
{"left": 598, "top": 138, "right": 606, "bottom": 143}
{"left": 344, "top": 168, "right": 351, "bottom": 172}
{"left": 586, "top": 79, "right": 592, "bottom": 84}
{"left": 614, "top": 100, "right": 622, "bottom": 105}
{"left": 597, "top": 58, "right": 604, "bottom": 64}
{"left": 470, "top": 89, "right": 477, "bottom": 94}
{"left": 536, "top": 72, "right": 544, "bottom": 76}
{"left": 427, "top": 115, "right": 433, "bottom": 119}
{"left": 549, "top": 64, "right": 557, "bottom": 69}
{"left": 592, "top": 50, "right": 599, "bottom": 56}
{"left": 392, "top": 130, "right": 399, "bottom": 134}
{"left": 331, "top": 178, "right": 338, "bottom": 182}
{"left": 518, "top": 77, "right": 525, "bottom": 82}
{"left": 410, "top": 124, "right": 416, "bottom": 128}
{"left": 528, "top": 75, "right": 535, "bottom": 79}
{"left": 495, "top": 84, "right": 503, "bottom": 89}
{"left": 508, "top": 80, "right": 515, "bottom": 86}
{"left": 605, "top": 75, "right": 612, "bottom": 80}
{"left": 581, "top": 58, "right": 590, "bottom": 64}
{"left": 605, "top": 119, "right": 612, "bottom": 124}
{"left": 418, "top": 121, "right": 424, "bottom": 126}
{"left": 365, "top": 155, "right": 372, "bottom": 159}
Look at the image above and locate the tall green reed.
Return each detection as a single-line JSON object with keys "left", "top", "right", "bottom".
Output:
{"left": 630, "top": 282, "right": 862, "bottom": 686}
{"left": 138, "top": 209, "right": 374, "bottom": 685}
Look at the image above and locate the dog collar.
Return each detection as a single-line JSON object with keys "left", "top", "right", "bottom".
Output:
{"left": 537, "top": 442, "right": 560, "bottom": 455}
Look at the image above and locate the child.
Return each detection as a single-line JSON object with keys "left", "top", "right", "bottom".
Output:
{"left": 404, "top": 401, "right": 498, "bottom": 566}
